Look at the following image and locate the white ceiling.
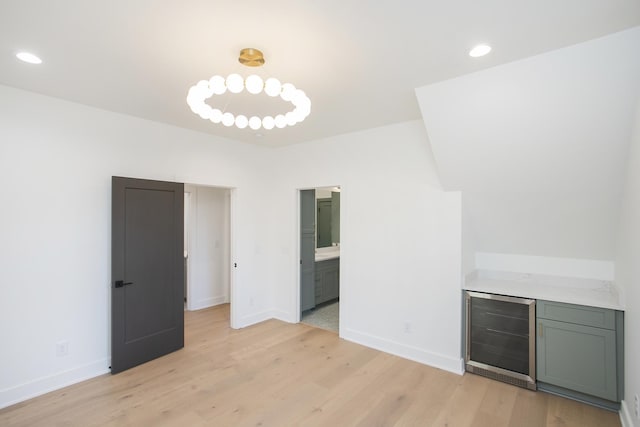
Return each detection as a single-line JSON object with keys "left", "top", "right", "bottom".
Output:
{"left": 1, "top": 0, "right": 639, "bottom": 147}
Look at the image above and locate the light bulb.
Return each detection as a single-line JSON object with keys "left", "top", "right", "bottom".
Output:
{"left": 187, "top": 86, "right": 200, "bottom": 99}
{"left": 262, "top": 116, "right": 275, "bottom": 130}
{"left": 196, "top": 80, "right": 209, "bottom": 91}
{"left": 291, "top": 89, "right": 311, "bottom": 108}
{"left": 264, "top": 78, "right": 282, "bottom": 97}
{"left": 226, "top": 73, "right": 244, "bottom": 93}
{"left": 280, "top": 83, "right": 296, "bottom": 101}
{"left": 297, "top": 103, "right": 311, "bottom": 118}
{"left": 249, "top": 116, "right": 262, "bottom": 130}
{"left": 222, "top": 112, "right": 235, "bottom": 127}
{"left": 235, "top": 115, "right": 248, "bottom": 129}
{"left": 292, "top": 90, "right": 310, "bottom": 107}
{"left": 287, "top": 108, "right": 306, "bottom": 123}
{"left": 274, "top": 114, "right": 287, "bottom": 128}
{"left": 245, "top": 75, "right": 263, "bottom": 95}
{"left": 285, "top": 112, "right": 297, "bottom": 126}
{"left": 198, "top": 104, "right": 213, "bottom": 120}
{"left": 188, "top": 85, "right": 206, "bottom": 102}
{"left": 186, "top": 88, "right": 202, "bottom": 108}
{"left": 210, "top": 109, "right": 223, "bottom": 124}
{"left": 209, "top": 75, "right": 226, "bottom": 95}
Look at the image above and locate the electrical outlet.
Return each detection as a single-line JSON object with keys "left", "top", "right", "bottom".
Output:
{"left": 56, "top": 341, "right": 69, "bottom": 358}
{"left": 634, "top": 394, "right": 639, "bottom": 419}
{"left": 249, "top": 297, "right": 254, "bottom": 307}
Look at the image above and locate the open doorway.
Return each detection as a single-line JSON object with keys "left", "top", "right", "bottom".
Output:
{"left": 300, "top": 186, "right": 341, "bottom": 333}
{"left": 184, "top": 184, "right": 233, "bottom": 322}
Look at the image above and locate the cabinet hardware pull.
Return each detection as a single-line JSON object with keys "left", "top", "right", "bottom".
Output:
{"left": 538, "top": 323, "right": 543, "bottom": 337}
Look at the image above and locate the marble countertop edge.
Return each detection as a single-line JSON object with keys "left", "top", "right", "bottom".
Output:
{"left": 463, "top": 271, "right": 624, "bottom": 311}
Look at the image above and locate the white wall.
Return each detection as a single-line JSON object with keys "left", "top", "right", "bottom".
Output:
{"left": 616, "top": 94, "right": 640, "bottom": 427}
{"left": 0, "top": 85, "right": 274, "bottom": 408}
{"left": 268, "top": 121, "right": 464, "bottom": 373}
{"left": 475, "top": 252, "right": 615, "bottom": 281}
{"left": 185, "top": 185, "right": 230, "bottom": 310}
{"left": 461, "top": 193, "right": 476, "bottom": 275}
{"left": 416, "top": 27, "right": 640, "bottom": 262}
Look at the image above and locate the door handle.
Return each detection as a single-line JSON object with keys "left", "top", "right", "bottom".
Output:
{"left": 115, "top": 280, "right": 133, "bottom": 288}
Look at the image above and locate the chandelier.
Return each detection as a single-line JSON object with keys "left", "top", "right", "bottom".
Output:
{"left": 186, "top": 48, "right": 311, "bottom": 130}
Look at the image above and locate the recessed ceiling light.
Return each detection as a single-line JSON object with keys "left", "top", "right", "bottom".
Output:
{"left": 469, "top": 44, "right": 491, "bottom": 58}
{"left": 16, "top": 51, "right": 42, "bottom": 64}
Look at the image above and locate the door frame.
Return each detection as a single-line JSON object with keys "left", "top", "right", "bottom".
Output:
{"left": 182, "top": 183, "right": 238, "bottom": 329}
{"left": 229, "top": 188, "right": 238, "bottom": 329}
{"left": 295, "top": 185, "right": 342, "bottom": 326}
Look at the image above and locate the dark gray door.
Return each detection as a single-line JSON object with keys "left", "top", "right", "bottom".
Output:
{"left": 300, "top": 189, "right": 316, "bottom": 313}
{"left": 111, "top": 177, "right": 184, "bottom": 374}
{"left": 316, "top": 199, "right": 332, "bottom": 248}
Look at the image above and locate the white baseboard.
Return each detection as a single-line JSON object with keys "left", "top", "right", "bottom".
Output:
{"left": 188, "top": 295, "right": 228, "bottom": 311}
{"left": 619, "top": 399, "right": 634, "bottom": 427}
{"left": 236, "top": 310, "right": 276, "bottom": 328}
{"left": 341, "top": 327, "right": 465, "bottom": 375}
{"left": 0, "top": 358, "right": 109, "bottom": 410}
{"left": 271, "top": 309, "right": 296, "bottom": 323}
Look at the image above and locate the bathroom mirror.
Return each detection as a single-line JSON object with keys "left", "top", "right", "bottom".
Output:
{"left": 315, "top": 187, "right": 340, "bottom": 248}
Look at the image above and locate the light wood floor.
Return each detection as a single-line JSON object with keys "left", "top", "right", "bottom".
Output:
{"left": 0, "top": 304, "right": 621, "bottom": 427}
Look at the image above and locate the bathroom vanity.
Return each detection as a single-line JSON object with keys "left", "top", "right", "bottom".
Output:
{"left": 314, "top": 247, "right": 340, "bottom": 305}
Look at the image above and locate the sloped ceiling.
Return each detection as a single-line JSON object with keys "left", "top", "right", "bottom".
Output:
{"left": 416, "top": 28, "right": 640, "bottom": 260}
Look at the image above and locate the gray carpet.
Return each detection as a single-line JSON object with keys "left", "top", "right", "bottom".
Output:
{"left": 302, "top": 301, "right": 339, "bottom": 333}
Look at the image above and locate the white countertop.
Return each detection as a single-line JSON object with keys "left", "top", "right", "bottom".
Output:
{"left": 463, "top": 270, "right": 624, "bottom": 311}
{"left": 315, "top": 247, "right": 340, "bottom": 262}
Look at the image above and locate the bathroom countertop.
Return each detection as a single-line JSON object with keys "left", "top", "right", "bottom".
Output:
{"left": 315, "top": 247, "right": 340, "bottom": 262}
{"left": 463, "top": 270, "right": 624, "bottom": 311}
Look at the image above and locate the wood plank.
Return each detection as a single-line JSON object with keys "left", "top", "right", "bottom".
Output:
{"left": 0, "top": 304, "right": 621, "bottom": 427}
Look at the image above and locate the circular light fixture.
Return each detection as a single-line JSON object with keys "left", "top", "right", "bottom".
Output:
{"left": 16, "top": 51, "right": 42, "bottom": 64}
{"left": 187, "top": 48, "right": 311, "bottom": 131}
{"left": 469, "top": 44, "right": 492, "bottom": 58}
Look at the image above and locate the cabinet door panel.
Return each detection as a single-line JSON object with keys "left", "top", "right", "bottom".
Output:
{"left": 537, "top": 319, "right": 616, "bottom": 401}
{"left": 538, "top": 300, "right": 615, "bottom": 329}
{"left": 324, "top": 266, "right": 339, "bottom": 301}
{"left": 314, "top": 273, "right": 323, "bottom": 301}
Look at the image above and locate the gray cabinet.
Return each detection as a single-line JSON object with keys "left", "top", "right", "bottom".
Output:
{"left": 300, "top": 190, "right": 316, "bottom": 313}
{"left": 315, "top": 258, "right": 339, "bottom": 305}
{"left": 536, "top": 300, "right": 623, "bottom": 406}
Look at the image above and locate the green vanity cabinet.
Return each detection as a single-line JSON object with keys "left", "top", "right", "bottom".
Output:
{"left": 315, "top": 258, "right": 339, "bottom": 305}
{"left": 536, "top": 300, "right": 624, "bottom": 408}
